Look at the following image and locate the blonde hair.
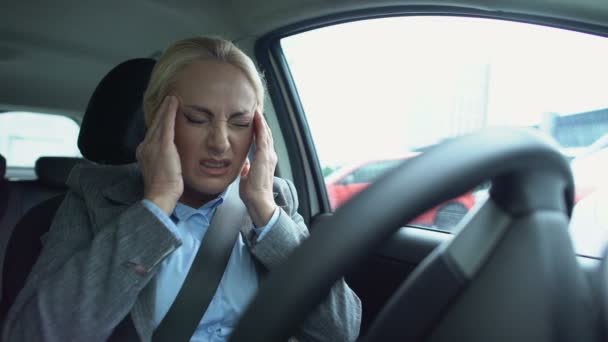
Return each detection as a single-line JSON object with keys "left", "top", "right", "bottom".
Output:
{"left": 142, "top": 37, "right": 265, "bottom": 126}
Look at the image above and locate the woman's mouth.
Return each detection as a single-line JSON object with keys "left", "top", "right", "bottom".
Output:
{"left": 199, "top": 159, "right": 231, "bottom": 176}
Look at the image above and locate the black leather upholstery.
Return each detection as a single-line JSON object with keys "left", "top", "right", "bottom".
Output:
{"left": 78, "top": 58, "right": 155, "bottom": 164}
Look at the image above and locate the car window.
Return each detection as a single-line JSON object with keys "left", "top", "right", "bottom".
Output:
{"left": 0, "top": 111, "right": 81, "bottom": 179}
{"left": 349, "top": 159, "right": 402, "bottom": 184}
{"left": 280, "top": 16, "right": 608, "bottom": 256}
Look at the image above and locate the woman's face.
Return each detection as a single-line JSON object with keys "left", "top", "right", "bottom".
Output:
{"left": 172, "top": 59, "right": 255, "bottom": 207}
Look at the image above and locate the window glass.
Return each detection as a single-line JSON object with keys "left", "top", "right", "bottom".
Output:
{"left": 0, "top": 112, "right": 81, "bottom": 179}
{"left": 281, "top": 16, "right": 608, "bottom": 256}
{"left": 350, "top": 159, "right": 402, "bottom": 183}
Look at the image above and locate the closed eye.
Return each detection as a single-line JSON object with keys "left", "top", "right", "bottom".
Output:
{"left": 183, "top": 111, "right": 210, "bottom": 124}
{"left": 230, "top": 120, "right": 252, "bottom": 128}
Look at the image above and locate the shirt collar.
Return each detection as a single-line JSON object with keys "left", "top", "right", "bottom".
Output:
{"left": 172, "top": 185, "right": 229, "bottom": 223}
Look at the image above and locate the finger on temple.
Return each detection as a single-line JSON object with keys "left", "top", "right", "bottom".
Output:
{"left": 259, "top": 111, "right": 274, "bottom": 148}
{"left": 163, "top": 96, "right": 178, "bottom": 142}
{"left": 147, "top": 96, "right": 170, "bottom": 138}
{"left": 254, "top": 111, "right": 269, "bottom": 147}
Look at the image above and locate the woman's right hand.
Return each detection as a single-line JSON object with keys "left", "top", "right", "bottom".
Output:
{"left": 137, "top": 95, "right": 183, "bottom": 215}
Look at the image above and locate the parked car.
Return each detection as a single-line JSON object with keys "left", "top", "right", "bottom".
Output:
{"left": 325, "top": 154, "right": 476, "bottom": 230}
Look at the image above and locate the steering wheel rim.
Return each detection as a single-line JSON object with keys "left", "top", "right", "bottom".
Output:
{"left": 229, "top": 127, "right": 574, "bottom": 341}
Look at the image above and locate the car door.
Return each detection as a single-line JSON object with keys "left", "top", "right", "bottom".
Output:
{"left": 255, "top": 9, "right": 608, "bottom": 335}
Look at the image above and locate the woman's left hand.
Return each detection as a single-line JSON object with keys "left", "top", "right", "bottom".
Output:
{"left": 240, "top": 110, "right": 278, "bottom": 227}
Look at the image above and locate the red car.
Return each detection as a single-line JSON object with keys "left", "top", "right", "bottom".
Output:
{"left": 324, "top": 154, "right": 476, "bottom": 230}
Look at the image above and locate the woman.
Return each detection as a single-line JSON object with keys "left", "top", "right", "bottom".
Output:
{"left": 3, "top": 37, "right": 361, "bottom": 341}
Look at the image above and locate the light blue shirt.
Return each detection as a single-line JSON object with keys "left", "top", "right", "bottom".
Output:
{"left": 142, "top": 187, "right": 280, "bottom": 342}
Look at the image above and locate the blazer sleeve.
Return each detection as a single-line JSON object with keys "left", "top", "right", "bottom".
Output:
{"left": 248, "top": 177, "right": 362, "bottom": 342}
{"left": 2, "top": 166, "right": 180, "bottom": 342}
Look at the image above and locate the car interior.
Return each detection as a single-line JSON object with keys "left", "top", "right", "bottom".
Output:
{"left": 1, "top": 0, "right": 608, "bottom": 341}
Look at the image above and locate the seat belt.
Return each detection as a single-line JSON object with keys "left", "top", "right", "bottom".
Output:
{"left": 152, "top": 182, "right": 246, "bottom": 342}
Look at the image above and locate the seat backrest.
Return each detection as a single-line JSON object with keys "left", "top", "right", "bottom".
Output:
{"left": 0, "top": 194, "right": 65, "bottom": 322}
{"left": 0, "top": 156, "right": 88, "bottom": 296}
{"left": 3, "top": 156, "right": 88, "bottom": 217}
{"left": 0, "top": 58, "right": 155, "bottom": 324}
{"left": 0, "top": 157, "right": 86, "bottom": 321}
{"left": 35, "top": 156, "right": 89, "bottom": 189}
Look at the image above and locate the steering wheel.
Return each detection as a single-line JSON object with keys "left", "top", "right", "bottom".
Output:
{"left": 229, "top": 128, "right": 597, "bottom": 341}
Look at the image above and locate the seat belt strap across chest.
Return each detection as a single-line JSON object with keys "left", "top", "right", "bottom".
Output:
{"left": 152, "top": 183, "right": 246, "bottom": 342}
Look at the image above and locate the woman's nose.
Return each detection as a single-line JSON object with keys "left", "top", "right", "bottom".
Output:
{"left": 207, "top": 123, "right": 229, "bottom": 154}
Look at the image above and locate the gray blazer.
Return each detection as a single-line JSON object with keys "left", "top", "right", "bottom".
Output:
{"left": 2, "top": 163, "right": 361, "bottom": 342}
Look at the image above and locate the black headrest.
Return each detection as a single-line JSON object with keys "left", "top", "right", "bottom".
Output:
{"left": 35, "top": 157, "right": 89, "bottom": 188}
{"left": 0, "top": 154, "right": 5, "bottom": 178}
{"left": 78, "top": 58, "right": 156, "bottom": 165}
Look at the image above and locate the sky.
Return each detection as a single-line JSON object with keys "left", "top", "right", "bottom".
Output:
{"left": 281, "top": 16, "right": 608, "bottom": 167}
